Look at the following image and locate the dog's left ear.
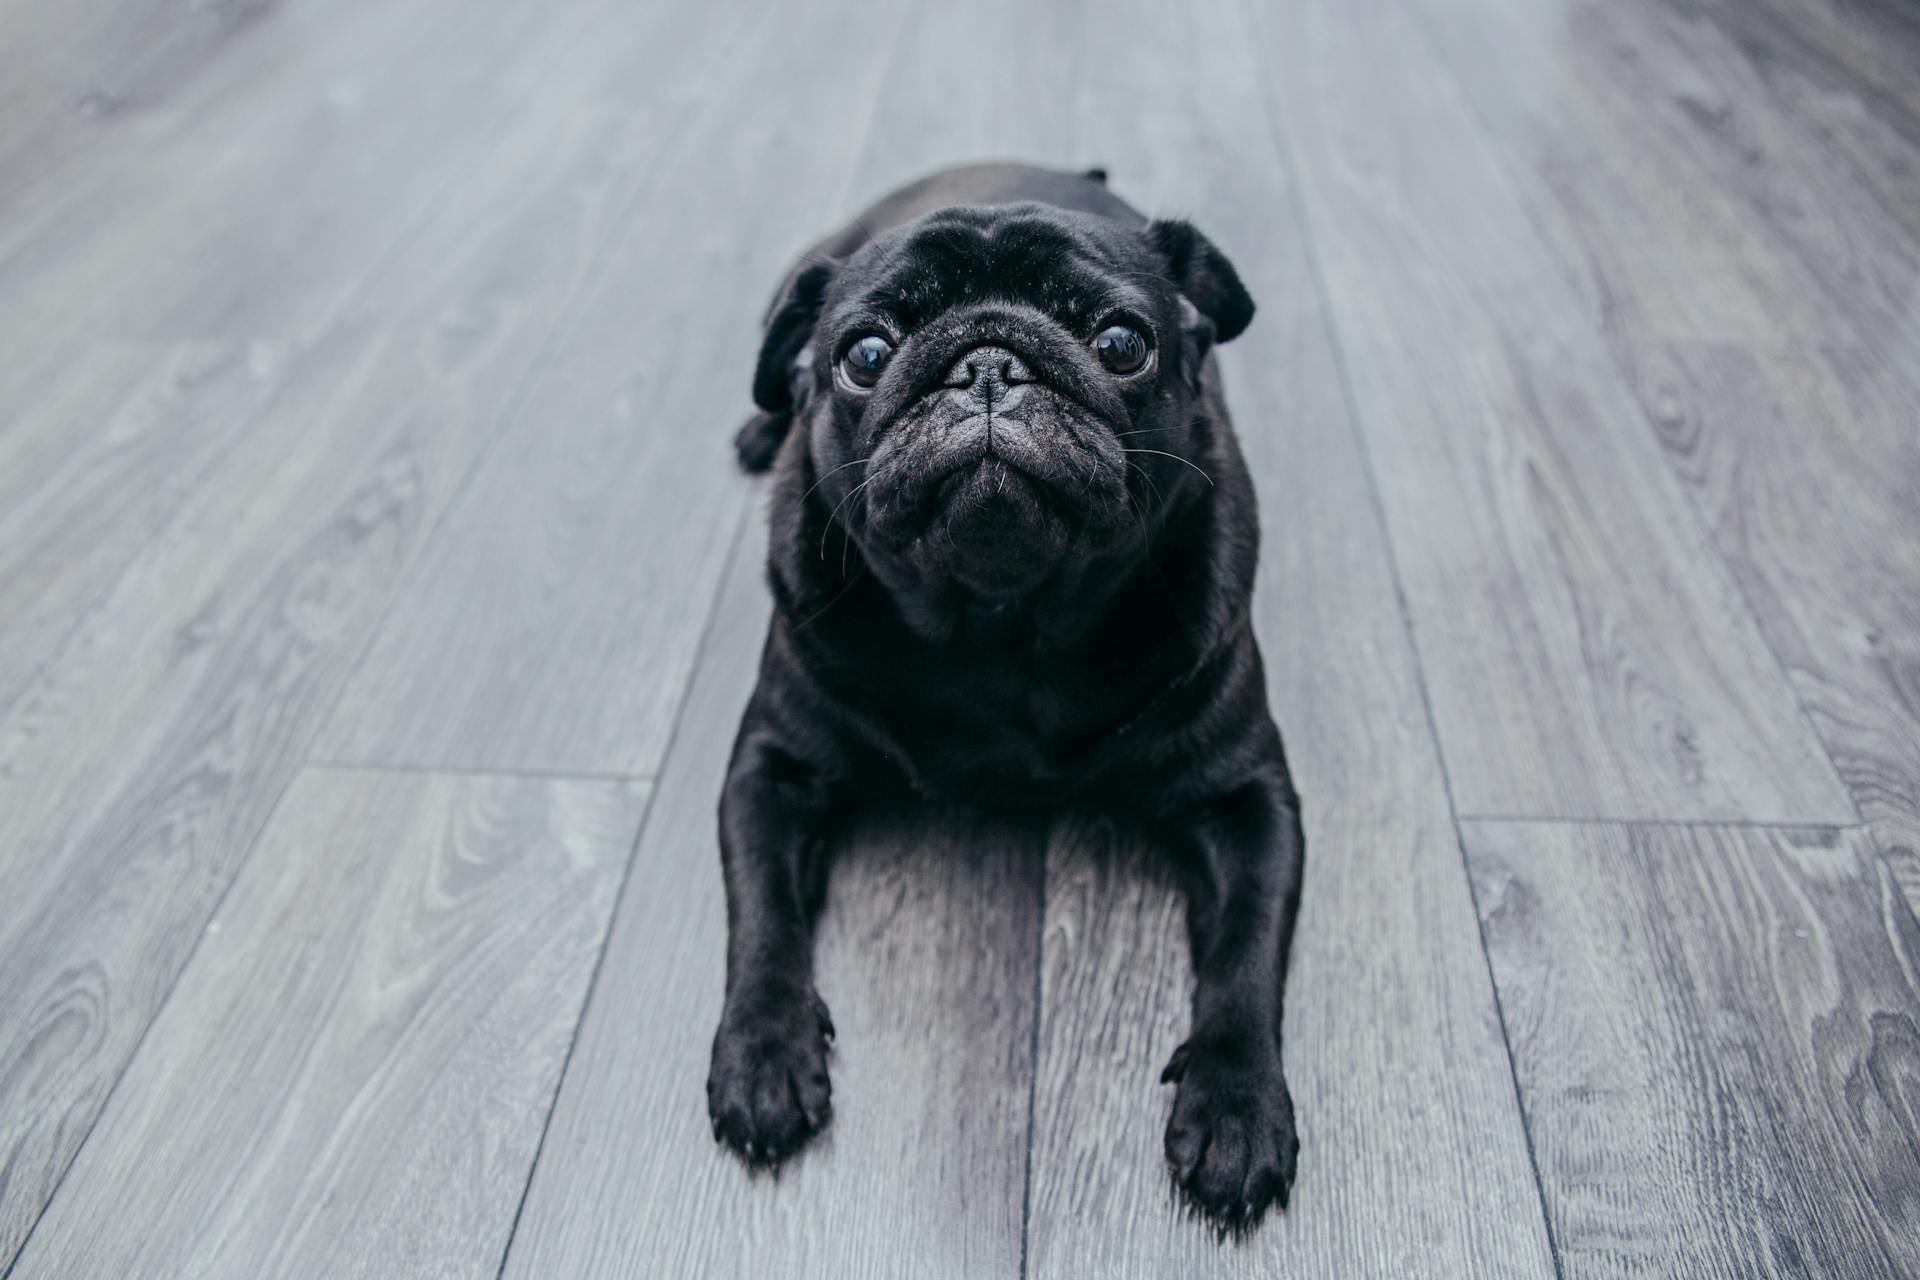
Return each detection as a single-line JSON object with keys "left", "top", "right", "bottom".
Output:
{"left": 1144, "top": 219, "right": 1256, "bottom": 349}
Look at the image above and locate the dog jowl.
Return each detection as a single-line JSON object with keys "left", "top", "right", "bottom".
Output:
{"left": 708, "top": 163, "right": 1304, "bottom": 1227}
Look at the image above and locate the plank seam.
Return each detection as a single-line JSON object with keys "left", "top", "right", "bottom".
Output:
{"left": 1023, "top": 0, "right": 1092, "bottom": 1269}
{"left": 0, "top": 0, "right": 624, "bottom": 734}
{"left": 1391, "top": 0, "right": 1920, "bottom": 956}
{"left": 488, "top": 503, "right": 750, "bottom": 1280}
{"left": 1395, "top": 0, "right": 1862, "bottom": 837}
{"left": 0, "top": 742, "right": 315, "bottom": 1279}
{"left": 290, "top": 0, "right": 766, "bottom": 781}
{"left": 1461, "top": 813, "right": 1863, "bottom": 832}
{"left": 487, "top": 0, "right": 914, "bottom": 1262}
{"left": 1231, "top": 0, "right": 1566, "bottom": 1271}
{"left": 308, "top": 759, "right": 653, "bottom": 785}
{"left": 1017, "top": 832, "right": 1048, "bottom": 1280}
{"left": 0, "top": 25, "right": 704, "bottom": 1260}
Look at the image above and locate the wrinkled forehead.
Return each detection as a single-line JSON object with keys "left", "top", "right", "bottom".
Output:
{"left": 833, "top": 204, "right": 1159, "bottom": 331}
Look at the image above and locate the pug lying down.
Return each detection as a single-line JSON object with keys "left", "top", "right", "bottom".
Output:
{"left": 708, "top": 162, "right": 1304, "bottom": 1226}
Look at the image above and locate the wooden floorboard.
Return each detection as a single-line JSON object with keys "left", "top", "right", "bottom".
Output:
{"left": 0, "top": 0, "right": 267, "bottom": 200}
{"left": 0, "top": 15, "right": 735, "bottom": 1239}
{"left": 0, "top": 0, "right": 642, "bottom": 342}
{"left": 1683, "top": 0, "right": 1920, "bottom": 254}
{"left": 496, "top": 526, "right": 1048, "bottom": 1280}
{"left": 1732, "top": 0, "right": 1920, "bottom": 145}
{"left": 1021, "top": 3, "right": 1555, "bottom": 1274}
{"left": 0, "top": 326, "right": 516, "bottom": 1270}
{"left": 3, "top": 0, "right": 1919, "bottom": 1275}
{"left": 843, "top": 0, "right": 1087, "bottom": 194}
{"left": 1407, "top": 0, "right": 1920, "bottom": 906}
{"left": 1465, "top": 819, "right": 1920, "bottom": 1279}
{"left": 0, "top": 341, "right": 289, "bottom": 712}
{"left": 314, "top": 2, "right": 897, "bottom": 777}
{"left": 6, "top": 768, "right": 646, "bottom": 1280}
{"left": 1409, "top": 0, "right": 1853, "bottom": 352}
{"left": 500, "top": 2, "right": 1089, "bottom": 1270}
{"left": 1633, "top": 343, "right": 1920, "bottom": 914}
{"left": 1445, "top": 0, "right": 1920, "bottom": 369}
{"left": 1249, "top": 0, "right": 1853, "bottom": 824}
{"left": 0, "top": 0, "right": 714, "bottom": 721}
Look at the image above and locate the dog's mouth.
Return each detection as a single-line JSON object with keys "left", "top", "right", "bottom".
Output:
{"left": 924, "top": 452, "right": 1072, "bottom": 594}
{"left": 872, "top": 409, "right": 1109, "bottom": 515}
{"left": 860, "top": 397, "right": 1125, "bottom": 594}
{"left": 926, "top": 432, "right": 1075, "bottom": 516}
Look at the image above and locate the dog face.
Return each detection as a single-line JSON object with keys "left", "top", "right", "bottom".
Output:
{"left": 761, "top": 203, "right": 1254, "bottom": 597}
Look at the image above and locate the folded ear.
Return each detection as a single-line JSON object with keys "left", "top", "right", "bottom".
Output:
{"left": 1144, "top": 219, "right": 1255, "bottom": 344}
{"left": 736, "top": 258, "right": 835, "bottom": 473}
{"left": 751, "top": 259, "right": 835, "bottom": 413}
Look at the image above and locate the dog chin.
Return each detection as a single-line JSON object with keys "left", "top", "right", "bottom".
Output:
{"left": 922, "top": 457, "right": 1072, "bottom": 596}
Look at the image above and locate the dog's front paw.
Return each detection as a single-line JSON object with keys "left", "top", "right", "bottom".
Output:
{"left": 1160, "top": 1035, "right": 1298, "bottom": 1227}
{"left": 707, "top": 985, "right": 835, "bottom": 1167}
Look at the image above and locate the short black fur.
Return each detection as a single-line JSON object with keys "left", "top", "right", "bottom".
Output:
{"left": 708, "top": 162, "right": 1305, "bottom": 1228}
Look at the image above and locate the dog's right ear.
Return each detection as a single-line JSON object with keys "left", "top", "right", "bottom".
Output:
{"left": 735, "top": 259, "right": 835, "bottom": 473}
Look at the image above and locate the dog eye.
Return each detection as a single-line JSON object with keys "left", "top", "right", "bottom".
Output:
{"left": 1092, "top": 324, "right": 1150, "bottom": 375}
{"left": 841, "top": 335, "right": 894, "bottom": 388}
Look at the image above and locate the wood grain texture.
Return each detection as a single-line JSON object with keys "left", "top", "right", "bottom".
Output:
{"left": 1408, "top": 0, "right": 1852, "bottom": 351}
{"left": 1023, "top": 2, "right": 1554, "bottom": 1273}
{"left": 1404, "top": 0, "right": 1920, "bottom": 892}
{"left": 0, "top": 0, "right": 657, "bottom": 342}
{"left": 1737, "top": 0, "right": 1920, "bottom": 142}
{"left": 1246, "top": 0, "right": 1852, "bottom": 824}
{"left": 1420, "top": 0, "right": 1920, "bottom": 370}
{"left": 0, "top": 324, "right": 522, "bottom": 1272}
{"left": 4, "top": 0, "right": 1918, "bottom": 1273}
{"left": 1465, "top": 819, "right": 1920, "bottom": 1279}
{"left": 315, "top": 0, "right": 902, "bottom": 776}
{"left": 0, "top": 340, "right": 290, "bottom": 710}
{"left": 7, "top": 768, "right": 646, "bottom": 1280}
{"left": 847, "top": 0, "right": 1086, "bottom": 192}
{"left": 498, "top": 529, "right": 1047, "bottom": 1280}
{"left": 492, "top": 8, "right": 1102, "bottom": 1269}
{"left": 0, "top": 5, "right": 745, "bottom": 1263}
{"left": 0, "top": 0, "right": 269, "bottom": 198}
{"left": 1635, "top": 342, "right": 1920, "bottom": 915}
{"left": 1679, "top": 0, "right": 1920, "bottom": 256}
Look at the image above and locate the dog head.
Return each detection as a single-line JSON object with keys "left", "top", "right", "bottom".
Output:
{"left": 758, "top": 202, "right": 1253, "bottom": 599}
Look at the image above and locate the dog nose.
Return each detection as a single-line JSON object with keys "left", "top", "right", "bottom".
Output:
{"left": 942, "top": 345, "right": 1034, "bottom": 393}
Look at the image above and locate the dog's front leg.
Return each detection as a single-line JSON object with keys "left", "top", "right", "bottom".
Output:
{"left": 706, "top": 722, "right": 841, "bottom": 1167}
{"left": 1158, "top": 768, "right": 1305, "bottom": 1225}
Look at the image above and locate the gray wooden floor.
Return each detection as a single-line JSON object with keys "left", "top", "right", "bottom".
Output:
{"left": 2, "top": 0, "right": 1918, "bottom": 1275}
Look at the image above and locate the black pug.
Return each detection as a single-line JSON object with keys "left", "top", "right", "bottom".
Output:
{"left": 708, "top": 162, "right": 1304, "bottom": 1225}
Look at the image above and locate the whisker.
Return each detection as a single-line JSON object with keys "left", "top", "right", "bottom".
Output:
{"left": 1124, "top": 458, "right": 1167, "bottom": 516}
{"left": 820, "top": 476, "right": 873, "bottom": 560}
{"left": 1121, "top": 448, "right": 1215, "bottom": 487}
{"left": 1122, "top": 460, "right": 1160, "bottom": 560}
{"left": 799, "top": 455, "right": 870, "bottom": 506}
